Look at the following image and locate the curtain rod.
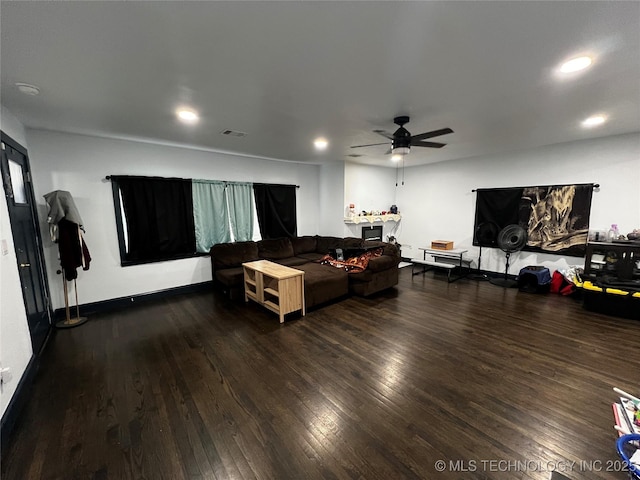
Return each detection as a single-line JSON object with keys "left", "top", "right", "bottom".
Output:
{"left": 253, "top": 182, "right": 300, "bottom": 189}
{"left": 105, "top": 176, "right": 300, "bottom": 188}
{"left": 472, "top": 182, "right": 599, "bottom": 192}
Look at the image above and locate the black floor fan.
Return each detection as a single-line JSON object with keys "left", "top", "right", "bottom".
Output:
{"left": 489, "top": 224, "right": 528, "bottom": 288}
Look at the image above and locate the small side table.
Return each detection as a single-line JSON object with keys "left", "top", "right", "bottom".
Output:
{"left": 412, "top": 247, "right": 471, "bottom": 283}
{"left": 243, "top": 260, "right": 305, "bottom": 323}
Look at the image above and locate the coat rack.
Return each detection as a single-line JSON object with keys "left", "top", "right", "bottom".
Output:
{"left": 56, "top": 269, "right": 88, "bottom": 328}
{"left": 44, "top": 190, "right": 92, "bottom": 329}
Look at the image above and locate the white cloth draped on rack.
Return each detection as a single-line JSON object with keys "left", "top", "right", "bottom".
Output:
{"left": 43, "top": 190, "right": 85, "bottom": 242}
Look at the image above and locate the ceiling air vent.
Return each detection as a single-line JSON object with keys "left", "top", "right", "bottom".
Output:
{"left": 220, "top": 129, "right": 248, "bottom": 138}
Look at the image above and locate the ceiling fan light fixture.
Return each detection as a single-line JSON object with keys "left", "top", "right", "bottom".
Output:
{"left": 392, "top": 146, "right": 410, "bottom": 156}
{"left": 391, "top": 154, "right": 402, "bottom": 162}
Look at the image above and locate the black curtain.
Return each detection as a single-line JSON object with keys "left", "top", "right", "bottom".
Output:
{"left": 115, "top": 176, "right": 195, "bottom": 262}
{"left": 253, "top": 184, "right": 297, "bottom": 239}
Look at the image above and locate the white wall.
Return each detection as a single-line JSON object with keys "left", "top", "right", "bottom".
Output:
{"left": 26, "top": 130, "right": 321, "bottom": 310}
{"left": 344, "top": 162, "right": 401, "bottom": 241}
{"left": 393, "top": 133, "right": 640, "bottom": 274}
{"left": 0, "top": 105, "right": 34, "bottom": 418}
{"left": 1, "top": 105, "right": 28, "bottom": 147}
{"left": 318, "top": 162, "right": 346, "bottom": 237}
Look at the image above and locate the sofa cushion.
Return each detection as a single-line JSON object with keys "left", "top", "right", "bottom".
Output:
{"left": 347, "top": 269, "right": 373, "bottom": 283}
{"left": 272, "top": 257, "right": 309, "bottom": 267}
{"left": 315, "top": 236, "right": 344, "bottom": 254}
{"left": 291, "top": 236, "right": 317, "bottom": 255}
{"left": 297, "top": 252, "right": 325, "bottom": 262}
{"left": 211, "top": 241, "right": 259, "bottom": 269}
{"left": 258, "top": 237, "right": 294, "bottom": 259}
{"left": 343, "top": 237, "right": 364, "bottom": 248}
{"left": 295, "top": 263, "right": 349, "bottom": 308}
{"left": 215, "top": 267, "right": 245, "bottom": 287}
{"left": 349, "top": 267, "right": 399, "bottom": 297}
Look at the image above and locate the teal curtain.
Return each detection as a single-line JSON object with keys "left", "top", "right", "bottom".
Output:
{"left": 227, "top": 182, "right": 254, "bottom": 241}
{"left": 192, "top": 180, "right": 230, "bottom": 252}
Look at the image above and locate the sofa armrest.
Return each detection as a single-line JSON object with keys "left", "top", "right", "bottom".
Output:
{"left": 367, "top": 255, "right": 399, "bottom": 272}
{"left": 363, "top": 240, "right": 400, "bottom": 258}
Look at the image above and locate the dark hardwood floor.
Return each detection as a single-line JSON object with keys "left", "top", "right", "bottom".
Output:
{"left": 2, "top": 268, "right": 638, "bottom": 480}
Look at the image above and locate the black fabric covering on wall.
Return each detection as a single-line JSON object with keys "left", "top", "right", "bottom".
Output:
{"left": 473, "top": 184, "right": 594, "bottom": 256}
{"left": 253, "top": 184, "right": 297, "bottom": 239}
{"left": 473, "top": 188, "right": 524, "bottom": 246}
{"left": 115, "top": 176, "right": 195, "bottom": 262}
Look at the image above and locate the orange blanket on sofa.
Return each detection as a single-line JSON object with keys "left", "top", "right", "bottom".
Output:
{"left": 318, "top": 247, "right": 383, "bottom": 273}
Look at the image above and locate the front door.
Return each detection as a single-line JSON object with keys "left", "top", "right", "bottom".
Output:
{"left": 1, "top": 132, "right": 52, "bottom": 354}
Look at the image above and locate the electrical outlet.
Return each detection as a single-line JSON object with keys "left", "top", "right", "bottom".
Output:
{"left": 1, "top": 239, "right": 9, "bottom": 256}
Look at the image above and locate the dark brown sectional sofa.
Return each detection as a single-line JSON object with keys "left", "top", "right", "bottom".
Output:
{"left": 210, "top": 236, "right": 400, "bottom": 308}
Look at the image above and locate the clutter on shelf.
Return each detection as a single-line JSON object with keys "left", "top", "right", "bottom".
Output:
{"left": 589, "top": 225, "right": 640, "bottom": 242}
{"left": 344, "top": 204, "right": 402, "bottom": 224}
{"left": 345, "top": 204, "right": 400, "bottom": 217}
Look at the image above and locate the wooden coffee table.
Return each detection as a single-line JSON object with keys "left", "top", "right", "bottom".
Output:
{"left": 242, "top": 260, "right": 305, "bottom": 323}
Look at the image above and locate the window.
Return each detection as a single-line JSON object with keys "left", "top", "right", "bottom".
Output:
{"left": 111, "top": 176, "right": 196, "bottom": 265}
{"left": 110, "top": 176, "right": 297, "bottom": 266}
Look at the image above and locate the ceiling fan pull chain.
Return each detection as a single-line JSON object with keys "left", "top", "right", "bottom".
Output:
{"left": 395, "top": 162, "right": 399, "bottom": 187}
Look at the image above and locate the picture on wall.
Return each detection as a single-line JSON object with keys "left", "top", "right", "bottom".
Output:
{"left": 473, "top": 183, "right": 594, "bottom": 257}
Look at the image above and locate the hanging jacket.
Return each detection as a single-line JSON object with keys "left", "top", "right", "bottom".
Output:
{"left": 58, "top": 218, "right": 91, "bottom": 280}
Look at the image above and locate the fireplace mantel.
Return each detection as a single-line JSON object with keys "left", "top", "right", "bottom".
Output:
{"left": 343, "top": 214, "right": 401, "bottom": 224}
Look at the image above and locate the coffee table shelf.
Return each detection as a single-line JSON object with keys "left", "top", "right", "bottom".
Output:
{"left": 243, "top": 260, "right": 305, "bottom": 323}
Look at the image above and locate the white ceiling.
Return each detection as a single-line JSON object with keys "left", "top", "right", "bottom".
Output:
{"left": 1, "top": 1, "right": 639, "bottom": 168}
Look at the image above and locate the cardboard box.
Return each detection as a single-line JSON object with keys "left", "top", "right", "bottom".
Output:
{"left": 431, "top": 240, "right": 454, "bottom": 250}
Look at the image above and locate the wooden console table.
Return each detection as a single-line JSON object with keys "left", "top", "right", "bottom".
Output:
{"left": 243, "top": 260, "right": 305, "bottom": 323}
{"left": 412, "top": 247, "right": 471, "bottom": 283}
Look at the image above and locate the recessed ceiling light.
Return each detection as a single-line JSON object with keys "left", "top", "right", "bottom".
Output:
{"left": 559, "top": 56, "right": 593, "bottom": 73}
{"left": 15, "top": 83, "right": 40, "bottom": 96}
{"left": 582, "top": 114, "right": 607, "bottom": 128}
{"left": 314, "top": 138, "right": 328, "bottom": 150}
{"left": 391, "top": 154, "right": 402, "bottom": 162}
{"left": 176, "top": 108, "right": 199, "bottom": 124}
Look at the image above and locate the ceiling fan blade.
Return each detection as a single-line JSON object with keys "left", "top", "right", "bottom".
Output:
{"left": 384, "top": 148, "right": 392, "bottom": 155}
{"left": 350, "top": 142, "right": 390, "bottom": 149}
{"left": 410, "top": 139, "right": 447, "bottom": 148}
{"left": 411, "top": 127, "right": 454, "bottom": 141}
{"left": 373, "top": 129, "right": 394, "bottom": 140}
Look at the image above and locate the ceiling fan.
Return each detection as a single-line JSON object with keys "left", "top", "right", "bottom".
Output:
{"left": 350, "top": 116, "right": 453, "bottom": 156}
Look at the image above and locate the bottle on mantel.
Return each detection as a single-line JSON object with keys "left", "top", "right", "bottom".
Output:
{"left": 608, "top": 224, "right": 619, "bottom": 242}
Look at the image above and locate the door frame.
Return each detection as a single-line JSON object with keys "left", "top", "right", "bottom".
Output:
{"left": 1, "top": 131, "right": 53, "bottom": 351}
